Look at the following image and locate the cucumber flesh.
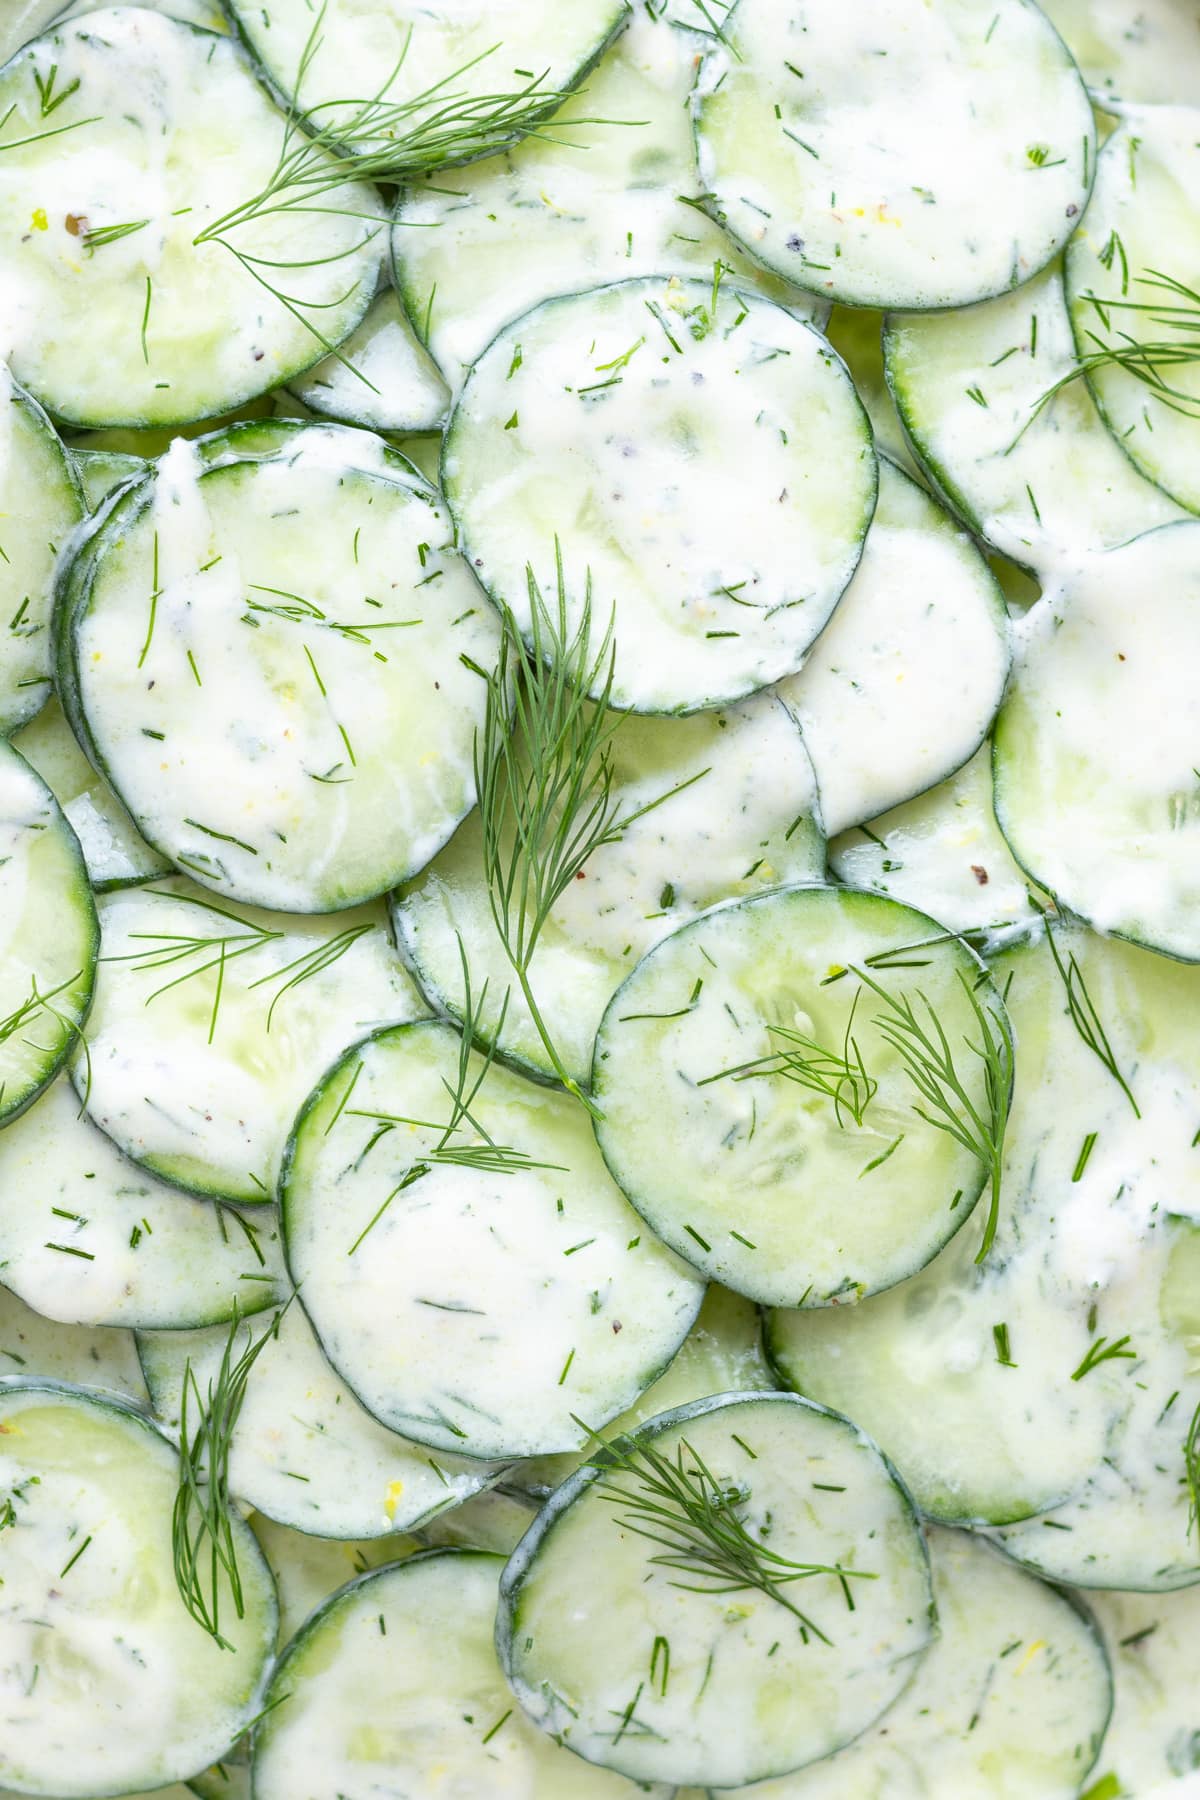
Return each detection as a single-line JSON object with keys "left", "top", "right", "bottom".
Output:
{"left": 1087, "top": 1584, "right": 1200, "bottom": 1794}
{"left": 0, "top": 1282, "right": 145, "bottom": 1403}
{"left": 1038, "top": 0, "right": 1200, "bottom": 106}
{"left": 249, "top": 1512, "right": 418, "bottom": 1649}
{"left": 286, "top": 287, "right": 449, "bottom": 434}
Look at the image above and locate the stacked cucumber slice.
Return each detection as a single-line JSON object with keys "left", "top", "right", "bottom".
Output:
{"left": 1, "top": 0, "right": 1199, "bottom": 1795}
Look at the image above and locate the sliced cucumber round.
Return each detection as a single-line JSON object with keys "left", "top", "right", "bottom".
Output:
{"left": 592, "top": 884, "right": 1010, "bottom": 1307}
{"left": 1065, "top": 109, "right": 1200, "bottom": 514}
{"left": 0, "top": 367, "right": 84, "bottom": 731}
{"left": 693, "top": 0, "right": 1094, "bottom": 311}
{"left": 993, "top": 523, "right": 1200, "bottom": 960}
{"left": 285, "top": 286, "right": 449, "bottom": 434}
{"left": 75, "top": 877, "right": 424, "bottom": 1205}
{"left": 498, "top": 1393, "right": 933, "bottom": 1789}
{"left": 0, "top": 1076, "right": 286, "bottom": 1328}
{"left": 712, "top": 1527, "right": 1111, "bottom": 1800}
{"left": 281, "top": 1020, "right": 704, "bottom": 1460}
{"left": 0, "top": 738, "right": 96, "bottom": 1129}
{"left": 253, "top": 1548, "right": 670, "bottom": 1800}
{"left": 0, "top": 11, "right": 384, "bottom": 428}
{"left": 225, "top": 0, "right": 629, "bottom": 165}
{"left": 249, "top": 1512, "right": 417, "bottom": 1649}
{"left": 60, "top": 427, "right": 500, "bottom": 912}
{"left": 1038, "top": 0, "right": 1200, "bottom": 106}
{"left": 70, "top": 447, "right": 146, "bottom": 512}
{"left": 777, "top": 458, "right": 1010, "bottom": 836}
{"left": 1088, "top": 1583, "right": 1200, "bottom": 1794}
{"left": 444, "top": 276, "right": 876, "bottom": 714}
{"left": 138, "top": 1301, "right": 499, "bottom": 1539}
{"left": 828, "top": 744, "right": 1040, "bottom": 950}
{"left": 0, "top": 1282, "right": 145, "bottom": 1403}
{"left": 393, "top": 692, "right": 823, "bottom": 1091}
{"left": 0, "top": 1380, "right": 276, "bottom": 1797}
{"left": 884, "top": 260, "right": 1185, "bottom": 575}
{"left": 391, "top": 7, "right": 826, "bottom": 394}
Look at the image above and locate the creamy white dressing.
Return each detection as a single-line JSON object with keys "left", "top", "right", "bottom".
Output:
{"left": 0, "top": 1283, "right": 145, "bottom": 1402}
{"left": 287, "top": 286, "right": 449, "bottom": 432}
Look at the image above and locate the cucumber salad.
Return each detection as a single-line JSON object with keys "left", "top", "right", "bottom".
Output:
{"left": 1, "top": 1, "right": 1199, "bottom": 1797}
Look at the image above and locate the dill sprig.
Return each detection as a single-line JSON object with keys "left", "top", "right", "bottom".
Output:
{"left": 1185, "top": 1400, "right": 1200, "bottom": 1545}
{"left": 581, "top": 1422, "right": 876, "bottom": 1646}
{"left": 697, "top": 989, "right": 877, "bottom": 1128}
{"left": 1024, "top": 268, "right": 1200, "bottom": 433}
{"left": 473, "top": 547, "right": 705, "bottom": 1111}
{"left": 172, "top": 1300, "right": 288, "bottom": 1650}
{"left": 346, "top": 941, "right": 563, "bottom": 1255}
{"left": 1070, "top": 1333, "right": 1137, "bottom": 1382}
{"left": 854, "top": 967, "right": 1014, "bottom": 1263}
{"left": 1041, "top": 919, "right": 1139, "bottom": 1118}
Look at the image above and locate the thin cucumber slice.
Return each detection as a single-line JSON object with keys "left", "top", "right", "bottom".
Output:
{"left": 253, "top": 1548, "right": 671, "bottom": 1800}
{"left": 225, "top": 0, "right": 629, "bottom": 164}
{"left": 138, "top": 1302, "right": 499, "bottom": 1539}
{"left": 281, "top": 1019, "right": 704, "bottom": 1460}
{"left": 75, "top": 877, "right": 425, "bottom": 1205}
{"left": 63, "top": 396, "right": 281, "bottom": 462}
{"left": 55, "top": 0, "right": 226, "bottom": 26}
{"left": 393, "top": 692, "right": 824, "bottom": 1090}
{"left": 71, "top": 447, "right": 145, "bottom": 510}
{"left": 993, "top": 523, "right": 1200, "bottom": 960}
{"left": 285, "top": 287, "right": 449, "bottom": 433}
{"left": 0, "top": 738, "right": 96, "bottom": 1128}
{"left": 828, "top": 744, "right": 1041, "bottom": 949}
{"left": 61, "top": 429, "right": 500, "bottom": 912}
{"left": 519, "top": 1282, "right": 778, "bottom": 1496}
{"left": 1087, "top": 1585, "right": 1200, "bottom": 1793}
{"left": 0, "top": 1076, "right": 286, "bottom": 1328}
{"left": 1065, "top": 110, "right": 1200, "bottom": 514}
{"left": 392, "top": 7, "right": 827, "bottom": 394}
{"left": 0, "top": 1283, "right": 145, "bottom": 1402}
{"left": 250, "top": 1512, "right": 417, "bottom": 1647}
{"left": 0, "top": 1380, "right": 277, "bottom": 1797}
{"left": 883, "top": 261, "right": 1184, "bottom": 575}
{"left": 13, "top": 695, "right": 171, "bottom": 890}
{"left": 0, "top": 2, "right": 62, "bottom": 61}
{"left": 499, "top": 1393, "right": 934, "bottom": 1789}
{"left": 777, "top": 459, "right": 1010, "bottom": 836}
{"left": 712, "top": 1527, "right": 1111, "bottom": 1800}
{"left": 768, "top": 923, "right": 1200, "bottom": 1529}
{"left": 592, "top": 884, "right": 1008, "bottom": 1307}
{"left": 693, "top": 0, "right": 1094, "bottom": 311}
{"left": 417, "top": 1486, "right": 538, "bottom": 1556}
{"left": 0, "top": 365, "right": 84, "bottom": 731}
{"left": 0, "top": 11, "right": 385, "bottom": 428}
{"left": 445, "top": 276, "right": 876, "bottom": 714}
{"left": 1038, "top": 0, "right": 1200, "bottom": 106}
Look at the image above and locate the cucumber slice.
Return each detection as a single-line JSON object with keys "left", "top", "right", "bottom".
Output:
{"left": 592, "top": 885, "right": 1009, "bottom": 1307}
{"left": 0, "top": 738, "right": 96, "bottom": 1129}
{"left": 768, "top": 924, "right": 1200, "bottom": 1530}
{"left": 13, "top": 695, "right": 171, "bottom": 891}
{"left": 71, "top": 447, "right": 145, "bottom": 510}
{"left": 249, "top": 1512, "right": 417, "bottom": 1648}
{"left": 993, "top": 523, "right": 1200, "bottom": 960}
{"left": 75, "top": 877, "right": 425, "bottom": 1205}
{"left": 391, "top": 7, "right": 827, "bottom": 394}
{"left": 693, "top": 0, "right": 1094, "bottom": 311}
{"left": 1088, "top": 1584, "right": 1200, "bottom": 1793}
{"left": 708, "top": 1527, "right": 1111, "bottom": 1800}
{"left": 0, "top": 1380, "right": 276, "bottom": 1797}
{"left": 0, "top": 11, "right": 384, "bottom": 429}
{"left": 0, "top": 1076, "right": 286, "bottom": 1328}
{"left": 883, "top": 261, "right": 1184, "bottom": 575}
{"left": 0, "top": 1282, "right": 145, "bottom": 1402}
{"left": 285, "top": 287, "right": 449, "bottom": 433}
{"left": 281, "top": 1019, "right": 704, "bottom": 1459}
{"left": 55, "top": 0, "right": 226, "bottom": 27}
{"left": 253, "top": 1548, "right": 671, "bottom": 1800}
{"left": 393, "top": 692, "right": 824, "bottom": 1091}
{"left": 138, "top": 1302, "right": 499, "bottom": 1539}
{"left": 0, "top": 366, "right": 84, "bottom": 732}
{"left": 777, "top": 459, "right": 1010, "bottom": 836}
{"left": 828, "top": 744, "right": 1040, "bottom": 949}
{"left": 1065, "top": 110, "right": 1200, "bottom": 514}
{"left": 1038, "top": 0, "right": 1200, "bottom": 106}
{"left": 417, "top": 1486, "right": 538, "bottom": 1556}
{"left": 445, "top": 276, "right": 876, "bottom": 714}
{"left": 60, "top": 429, "right": 500, "bottom": 912}
{"left": 225, "top": 0, "right": 629, "bottom": 164}
{"left": 499, "top": 1393, "right": 933, "bottom": 1789}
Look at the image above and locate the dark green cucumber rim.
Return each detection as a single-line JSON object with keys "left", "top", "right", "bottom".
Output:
{"left": 496, "top": 1388, "right": 934, "bottom": 1790}
{"left": 440, "top": 274, "right": 879, "bottom": 717}
{"left": 279, "top": 1017, "right": 705, "bottom": 1460}
{"left": 987, "top": 1513, "right": 1200, "bottom": 1596}
{"left": 690, "top": 0, "right": 1095, "bottom": 314}
{"left": 589, "top": 880, "right": 1010, "bottom": 1305}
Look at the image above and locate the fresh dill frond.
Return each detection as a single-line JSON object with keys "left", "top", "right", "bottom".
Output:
{"left": 854, "top": 967, "right": 1014, "bottom": 1263}
{"left": 1070, "top": 1333, "right": 1137, "bottom": 1382}
{"left": 579, "top": 1421, "right": 876, "bottom": 1646}
{"left": 1040, "top": 918, "right": 1139, "bottom": 1118}
{"left": 172, "top": 1300, "right": 288, "bottom": 1650}
{"left": 697, "top": 989, "right": 877, "bottom": 1128}
{"left": 83, "top": 218, "right": 150, "bottom": 253}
